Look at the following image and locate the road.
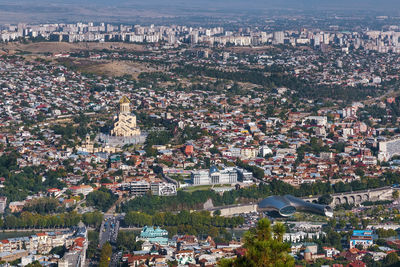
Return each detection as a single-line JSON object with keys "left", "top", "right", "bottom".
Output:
{"left": 110, "top": 250, "right": 121, "bottom": 267}
{"left": 99, "top": 215, "right": 120, "bottom": 248}
{"left": 98, "top": 214, "right": 123, "bottom": 267}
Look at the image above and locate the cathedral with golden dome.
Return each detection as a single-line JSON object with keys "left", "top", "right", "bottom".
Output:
{"left": 111, "top": 96, "right": 141, "bottom": 137}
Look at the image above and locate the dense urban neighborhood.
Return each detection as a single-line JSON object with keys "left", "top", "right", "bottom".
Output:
{"left": 2, "top": 11, "right": 400, "bottom": 267}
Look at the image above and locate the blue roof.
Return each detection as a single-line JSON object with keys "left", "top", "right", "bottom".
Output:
{"left": 353, "top": 230, "right": 372, "bottom": 236}
{"left": 140, "top": 226, "right": 168, "bottom": 238}
{"left": 209, "top": 166, "right": 219, "bottom": 174}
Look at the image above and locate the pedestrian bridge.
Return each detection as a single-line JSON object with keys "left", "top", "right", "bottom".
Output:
{"left": 302, "top": 186, "right": 396, "bottom": 206}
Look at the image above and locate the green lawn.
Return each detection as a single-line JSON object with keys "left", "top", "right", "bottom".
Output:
{"left": 182, "top": 185, "right": 213, "bottom": 192}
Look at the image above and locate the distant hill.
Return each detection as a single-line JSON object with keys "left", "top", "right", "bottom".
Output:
{"left": 8, "top": 0, "right": 400, "bottom": 10}
{"left": 0, "top": 0, "right": 400, "bottom": 24}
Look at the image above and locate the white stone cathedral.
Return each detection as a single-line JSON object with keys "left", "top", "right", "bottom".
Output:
{"left": 111, "top": 96, "right": 141, "bottom": 137}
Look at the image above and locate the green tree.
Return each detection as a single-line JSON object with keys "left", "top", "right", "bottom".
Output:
{"left": 219, "top": 218, "right": 294, "bottom": 267}
{"left": 87, "top": 231, "right": 99, "bottom": 259}
{"left": 116, "top": 231, "right": 143, "bottom": 252}
{"left": 384, "top": 252, "right": 399, "bottom": 266}
{"left": 325, "top": 230, "right": 342, "bottom": 250}
{"left": 25, "top": 261, "right": 42, "bottom": 267}
{"left": 213, "top": 210, "right": 221, "bottom": 216}
{"left": 318, "top": 194, "right": 333, "bottom": 205}
{"left": 82, "top": 211, "right": 104, "bottom": 228}
{"left": 86, "top": 187, "right": 118, "bottom": 212}
{"left": 392, "top": 190, "right": 399, "bottom": 200}
{"left": 99, "top": 242, "right": 112, "bottom": 267}
{"left": 361, "top": 219, "right": 370, "bottom": 229}
{"left": 350, "top": 217, "right": 360, "bottom": 229}
{"left": 327, "top": 218, "right": 336, "bottom": 229}
{"left": 49, "top": 246, "right": 67, "bottom": 257}
{"left": 23, "top": 198, "right": 59, "bottom": 214}
{"left": 338, "top": 219, "right": 346, "bottom": 229}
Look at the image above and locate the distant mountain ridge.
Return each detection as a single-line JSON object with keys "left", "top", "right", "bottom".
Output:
{"left": 0, "top": 0, "right": 399, "bottom": 24}
{"left": 3, "top": 0, "right": 400, "bottom": 11}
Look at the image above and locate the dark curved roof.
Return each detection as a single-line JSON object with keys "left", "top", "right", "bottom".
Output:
{"left": 209, "top": 166, "right": 219, "bottom": 174}
{"left": 259, "top": 196, "right": 295, "bottom": 216}
{"left": 258, "top": 195, "right": 333, "bottom": 217}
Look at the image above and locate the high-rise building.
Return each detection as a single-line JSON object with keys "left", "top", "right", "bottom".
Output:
{"left": 323, "top": 33, "right": 330, "bottom": 45}
{"left": 314, "top": 33, "right": 321, "bottom": 47}
{"left": 190, "top": 31, "right": 199, "bottom": 44}
{"left": 0, "top": 197, "right": 6, "bottom": 213}
{"left": 273, "top": 31, "right": 284, "bottom": 44}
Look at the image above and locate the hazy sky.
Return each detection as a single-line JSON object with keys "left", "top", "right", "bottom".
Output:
{"left": 20, "top": 0, "right": 400, "bottom": 9}
{"left": 1, "top": 0, "right": 400, "bottom": 24}
{"left": 4, "top": 0, "right": 400, "bottom": 10}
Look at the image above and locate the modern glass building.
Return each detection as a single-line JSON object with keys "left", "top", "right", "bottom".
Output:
{"left": 258, "top": 195, "right": 333, "bottom": 217}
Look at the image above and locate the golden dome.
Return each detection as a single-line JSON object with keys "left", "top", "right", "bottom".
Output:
{"left": 119, "top": 96, "right": 130, "bottom": 104}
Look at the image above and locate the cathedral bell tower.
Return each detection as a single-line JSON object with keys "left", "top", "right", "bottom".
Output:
{"left": 120, "top": 95, "right": 131, "bottom": 114}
